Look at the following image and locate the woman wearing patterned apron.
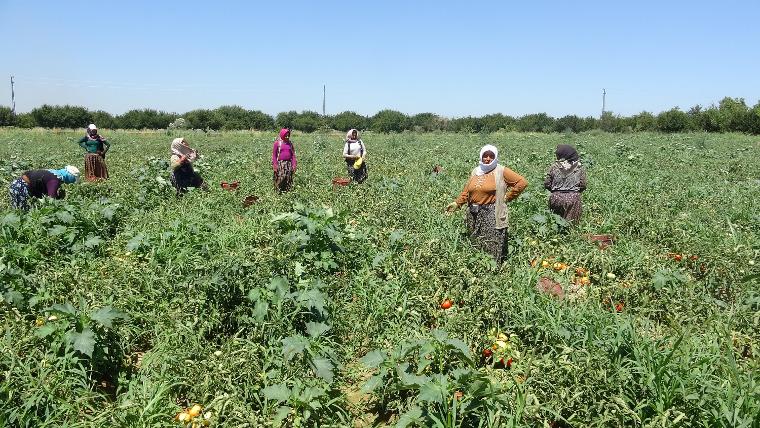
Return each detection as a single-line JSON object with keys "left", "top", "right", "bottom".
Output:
{"left": 342, "top": 129, "right": 368, "bottom": 183}
{"left": 544, "top": 144, "right": 586, "bottom": 224}
{"left": 272, "top": 128, "right": 297, "bottom": 192}
{"left": 77, "top": 124, "right": 110, "bottom": 181}
{"left": 446, "top": 145, "right": 528, "bottom": 264}
{"left": 8, "top": 166, "right": 79, "bottom": 211}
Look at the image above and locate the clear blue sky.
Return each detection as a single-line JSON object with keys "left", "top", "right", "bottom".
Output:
{"left": 1, "top": 0, "right": 759, "bottom": 118}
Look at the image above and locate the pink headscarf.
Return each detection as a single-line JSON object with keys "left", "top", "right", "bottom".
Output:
{"left": 278, "top": 128, "right": 290, "bottom": 142}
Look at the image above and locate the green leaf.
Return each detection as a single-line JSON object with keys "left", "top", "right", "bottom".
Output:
{"left": 431, "top": 329, "right": 448, "bottom": 342}
{"left": 56, "top": 211, "right": 75, "bottom": 224}
{"left": 396, "top": 406, "right": 424, "bottom": 428}
{"left": 652, "top": 271, "right": 669, "bottom": 290}
{"left": 253, "top": 300, "right": 269, "bottom": 321}
{"left": 84, "top": 235, "right": 104, "bottom": 249}
{"left": 297, "top": 288, "right": 326, "bottom": 314}
{"left": 90, "top": 306, "right": 124, "bottom": 328}
{"left": 2, "top": 213, "right": 20, "bottom": 227}
{"left": 71, "top": 327, "right": 96, "bottom": 357}
{"left": 35, "top": 323, "right": 58, "bottom": 338}
{"left": 100, "top": 206, "right": 116, "bottom": 221}
{"left": 49, "top": 302, "right": 76, "bottom": 317}
{"left": 282, "top": 335, "right": 309, "bottom": 361}
{"left": 126, "top": 234, "right": 146, "bottom": 251}
{"left": 418, "top": 381, "right": 444, "bottom": 403}
{"left": 311, "top": 357, "right": 334, "bottom": 383}
{"left": 359, "top": 350, "right": 385, "bottom": 368}
{"left": 362, "top": 374, "right": 384, "bottom": 393}
{"left": 294, "top": 262, "right": 306, "bottom": 277}
{"left": 48, "top": 225, "right": 68, "bottom": 236}
{"left": 531, "top": 214, "right": 547, "bottom": 224}
{"left": 446, "top": 338, "right": 472, "bottom": 358}
{"left": 262, "top": 384, "right": 290, "bottom": 402}
{"left": 273, "top": 406, "right": 292, "bottom": 424}
{"left": 305, "top": 322, "right": 330, "bottom": 338}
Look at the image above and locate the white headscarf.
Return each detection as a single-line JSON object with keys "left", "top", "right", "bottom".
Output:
{"left": 170, "top": 137, "right": 197, "bottom": 161}
{"left": 346, "top": 129, "right": 359, "bottom": 141}
{"left": 475, "top": 144, "right": 499, "bottom": 176}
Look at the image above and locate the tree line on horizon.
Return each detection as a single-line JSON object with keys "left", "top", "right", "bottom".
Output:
{"left": 1, "top": 97, "right": 759, "bottom": 134}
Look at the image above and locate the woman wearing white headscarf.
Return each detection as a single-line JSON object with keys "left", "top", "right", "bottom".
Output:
{"left": 76, "top": 124, "right": 110, "bottom": 181}
{"left": 169, "top": 137, "right": 206, "bottom": 195}
{"left": 446, "top": 145, "right": 528, "bottom": 263}
{"left": 342, "top": 129, "right": 367, "bottom": 183}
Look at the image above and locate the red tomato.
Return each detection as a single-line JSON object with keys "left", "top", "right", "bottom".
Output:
{"left": 440, "top": 299, "right": 453, "bottom": 310}
{"left": 506, "top": 357, "right": 513, "bottom": 369}
{"left": 615, "top": 302, "right": 624, "bottom": 312}
{"left": 482, "top": 348, "right": 493, "bottom": 358}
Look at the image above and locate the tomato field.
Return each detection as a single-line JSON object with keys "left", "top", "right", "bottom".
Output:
{"left": 1, "top": 128, "right": 759, "bottom": 427}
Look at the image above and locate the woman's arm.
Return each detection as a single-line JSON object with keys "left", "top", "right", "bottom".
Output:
{"left": 503, "top": 168, "right": 528, "bottom": 201}
{"left": 543, "top": 165, "right": 554, "bottom": 190}
{"left": 45, "top": 178, "right": 62, "bottom": 198}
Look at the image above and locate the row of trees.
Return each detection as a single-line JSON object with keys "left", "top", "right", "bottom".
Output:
{"left": 1, "top": 97, "right": 759, "bottom": 134}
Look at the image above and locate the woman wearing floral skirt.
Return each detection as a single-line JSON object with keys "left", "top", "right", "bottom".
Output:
{"left": 446, "top": 145, "right": 528, "bottom": 264}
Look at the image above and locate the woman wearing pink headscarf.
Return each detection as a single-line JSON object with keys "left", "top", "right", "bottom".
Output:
{"left": 272, "top": 128, "right": 297, "bottom": 192}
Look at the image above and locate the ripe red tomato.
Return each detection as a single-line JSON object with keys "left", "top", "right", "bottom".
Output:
{"left": 482, "top": 348, "right": 493, "bottom": 358}
{"left": 440, "top": 299, "right": 453, "bottom": 310}
{"left": 674, "top": 254, "right": 683, "bottom": 262}
{"left": 615, "top": 302, "right": 624, "bottom": 312}
{"left": 506, "top": 357, "right": 513, "bottom": 369}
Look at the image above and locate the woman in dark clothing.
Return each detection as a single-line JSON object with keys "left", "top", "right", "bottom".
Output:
{"left": 544, "top": 144, "right": 587, "bottom": 224}
{"left": 170, "top": 137, "right": 206, "bottom": 195}
{"left": 77, "top": 124, "right": 110, "bottom": 181}
{"left": 8, "top": 166, "right": 80, "bottom": 211}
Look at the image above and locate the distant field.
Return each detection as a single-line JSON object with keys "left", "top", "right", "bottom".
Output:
{"left": 1, "top": 128, "right": 758, "bottom": 427}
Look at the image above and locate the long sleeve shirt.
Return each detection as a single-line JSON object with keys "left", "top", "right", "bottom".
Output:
{"left": 77, "top": 136, "right": 110, "bottom": 153}
{"left": 543, "top": 161, "right": 586, "bottom": 192}
{"left": 456, "top": 167, "right": 528, "bottom": 206}
{"left": 343, "top": 140, "right": 366, "bottom": 159}
{"left": 272, "top": 140, "right": 296, "bottom": 170}
{"left": 23, "top": 170, "right": 63, "bottom": 198}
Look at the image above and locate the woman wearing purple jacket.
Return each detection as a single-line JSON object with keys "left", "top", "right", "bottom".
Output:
{"left": 8, "top": 166, "right": 79, "bottom": 211}
{"left": 272, "top": 128, "right": 297, "bottom": 192}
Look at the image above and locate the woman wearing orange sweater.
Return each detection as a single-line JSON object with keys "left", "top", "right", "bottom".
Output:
{"left": 446, "top": 145, "right": 528, "bottom": 263}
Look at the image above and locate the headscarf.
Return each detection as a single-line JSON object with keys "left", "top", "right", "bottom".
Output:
{"left": 276, "top": 128, "right": 290, "bottom": 142}
{"left": 556, "top": 145, "right": 579, "bottom": 162}
{"left": 86, "top": 123, "right": 102, "bottom": 141}
{"left": 475, "top": 144, "right": 499, "bottom": 176}
{"left": 48, "top": 165, "right": 80, "bottom": 184}
{"left": 555, "top": 144, "right": 580, "bottom": 170}
{"left": 346, "top": 129, "right": 359, "bottom": 141}
{"left": 170, "top": 137, "right": 197, "bottom": 161}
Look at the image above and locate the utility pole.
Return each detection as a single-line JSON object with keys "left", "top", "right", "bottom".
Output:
{"left": 10, "top": 76, "right": 15, "bottom": 115}
{"left": 601, "top": 88, "right": 606, "bottom": 117}
{"left": 322, "top": 84, "right": 326, "bottom": 116}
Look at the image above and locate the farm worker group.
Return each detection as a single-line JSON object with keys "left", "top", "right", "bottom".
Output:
{"left": 6, "top": 124, "right": 586, "bottom": 265}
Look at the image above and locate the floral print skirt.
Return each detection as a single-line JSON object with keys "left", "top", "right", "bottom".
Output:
{"left": 465, "top": 203, "right": 508, "bottom": 264}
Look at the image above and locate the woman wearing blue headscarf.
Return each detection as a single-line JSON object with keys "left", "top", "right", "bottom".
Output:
{"left": 8, "top": 166, "right": 79, "bottom": 211}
